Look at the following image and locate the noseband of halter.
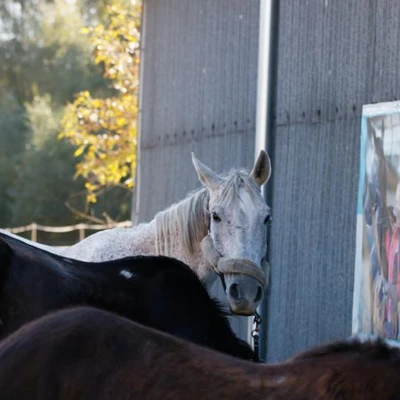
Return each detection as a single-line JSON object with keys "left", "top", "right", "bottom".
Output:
{"left": 200, "top": 235, "right": 268, "bottom": 289}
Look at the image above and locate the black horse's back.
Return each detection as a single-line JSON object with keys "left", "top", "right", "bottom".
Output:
{"left": 71, "top": 254, "right": 256, "bottom": 361}
{"left": 0, "top": 232, "right": 256, "bottom": 361}
{"left": 127, "top": 255, "right": 256, "bottom": 360}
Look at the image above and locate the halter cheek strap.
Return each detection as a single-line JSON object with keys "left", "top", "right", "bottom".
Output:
{"left": 200, "top": 234, "right": 227, "bottom": 290}
{"left": 200, "top": 234, "right": 222, "bottom": 274}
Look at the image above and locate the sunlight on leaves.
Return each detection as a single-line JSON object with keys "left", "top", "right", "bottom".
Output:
{"left": 59, "top": 0, "right": 141, "bottom": 203}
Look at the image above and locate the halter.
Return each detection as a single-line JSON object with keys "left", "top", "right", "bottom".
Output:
{"left": 200, "top": 232, "right": 268, "bottom": 363}
{"left": 200, "top": 231, "right": 227, "bottom": 290}
{"left": 215, "top": 261, "right": 228, "bottom": 292}
{"left": 200, "top": 234, "right": 268, "bottom": 289}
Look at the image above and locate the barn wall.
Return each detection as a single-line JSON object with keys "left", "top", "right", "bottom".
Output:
{"left": 266, "top": 0, "right": 400, "bottom": 361}
{"left": 137, "top": 0, "right": 400, "bottom": 361}
{"left": 136, "top": 0, "right": 261, "bottom": 340}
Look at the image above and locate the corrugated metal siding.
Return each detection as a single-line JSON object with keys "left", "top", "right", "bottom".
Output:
{"left": 137, "top": 0, "right": 400, "bottom": 361}
{"left": 266, "top": 0, "right": 400, "bottom": 361}
{"left": 137, "top": 0, "right": 261, "bottom": 340}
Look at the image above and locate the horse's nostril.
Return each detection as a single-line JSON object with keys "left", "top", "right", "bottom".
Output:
{"left": 229, "top": 283, "right": 240, "bottom": 300}
{"left": 254, "top": 286, "right": 263, "bottom": 303}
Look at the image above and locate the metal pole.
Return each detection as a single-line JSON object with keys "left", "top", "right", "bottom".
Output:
{"left": 131, "top": 2, "right": 147, "bottom": 225}
{"left": 253, "top": 0, "right": 279, "bottom": 362}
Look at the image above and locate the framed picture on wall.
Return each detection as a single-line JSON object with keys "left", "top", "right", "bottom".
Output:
{"left": 353, "top": 101, "right": 400, "bottom": 340}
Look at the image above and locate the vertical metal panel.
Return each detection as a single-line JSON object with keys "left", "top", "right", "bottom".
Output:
{"left": 138, "top": 0, "right": 400, "bottom": 360}
{"left": 267, "top": 118, "right": 360, "bottom": 361}
{"left": 267, "top": 0, "right": 400, "bottom": 361}
{"left": 138, "top": 0, "right": 260, "bottom": 340}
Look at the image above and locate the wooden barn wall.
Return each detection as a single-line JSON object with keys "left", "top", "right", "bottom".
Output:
{"left": 136, "top": 0, "right": 261, "bottom": 340}
{"left": 266, "top": 0, "right": 400, "bottom": 362}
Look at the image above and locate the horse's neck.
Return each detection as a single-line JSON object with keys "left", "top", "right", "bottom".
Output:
{"left": 126, "top": 222, "right": 157, "bottom": 256}
{"left": 163, "top": 232, "right": 210, "bottom": 284}
{"left": 131, "top": 220, "right": 214, "bottom": 289}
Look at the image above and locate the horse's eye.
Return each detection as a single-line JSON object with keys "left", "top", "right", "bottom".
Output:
{"left": 264, "top": 215, "right": 271, "bottom": 225}
{"left": 212, "top": 212, "right": 221, "bottom": 222}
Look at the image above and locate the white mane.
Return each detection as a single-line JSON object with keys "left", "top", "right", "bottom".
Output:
{"left": 154, "top": 188, "right": 209, "bottom": 257}
{"left": 154, "top": 169, "right": 261, "bottom": 258}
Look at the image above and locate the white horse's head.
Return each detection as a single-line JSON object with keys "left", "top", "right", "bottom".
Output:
{"left": 192, "top": 151, "right": 271, "bottom": 315}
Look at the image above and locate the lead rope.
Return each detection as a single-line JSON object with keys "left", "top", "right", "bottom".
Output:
{"left": 251, "top": 311, "right": 262, "bottom": 363}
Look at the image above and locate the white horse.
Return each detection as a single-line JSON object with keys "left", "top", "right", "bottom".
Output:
{"left": 2, "top": 151, "right": 272, "bottom": 315}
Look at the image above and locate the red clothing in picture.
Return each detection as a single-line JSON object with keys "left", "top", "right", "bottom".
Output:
{"left": 384, "top": 226, "right": 400, "bottom": 337}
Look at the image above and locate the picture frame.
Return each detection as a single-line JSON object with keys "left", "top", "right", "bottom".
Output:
{"left": 353, "top": 101, "right": 400, "bottom": 340}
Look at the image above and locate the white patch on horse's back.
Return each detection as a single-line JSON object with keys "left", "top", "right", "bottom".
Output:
{"left": 119, "top": 269, "right": 134, "bottom": 279}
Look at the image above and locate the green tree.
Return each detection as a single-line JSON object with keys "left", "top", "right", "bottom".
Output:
{"left": 0, "top": 92, "right": 29, "bottom": 226}
{"left": 60, "top": 0, "right": 141, "bottom": 203}
{"left": 0, "top": 0, "right": 135, "bottom": 231}
{"left": 10, "top": 136, "right": 85, "bottom": 227}
{"left": 9, "top": 92, "right": 83, "bottom": 227}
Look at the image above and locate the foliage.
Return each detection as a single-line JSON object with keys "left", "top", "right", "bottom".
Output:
{"left": 0, "top": 0, "right": 137, "bottom": 231}
{"left": 25, "top": 91, "right": 59, "bottom": 149}
{"left": 11, "top": 90, "right": 131, "bottom": 226}
{"left": 0, "top": 92, "right": 29, "bottom": 226}
{"left": 59, "top": 0, "right": 141, "bottom": 203}
{"left": 10, "top": 92, "right": 85, "bottom": 226}
{"left": 10, "top": 137, "right": 85, "bottom": 226}
{"left": 0, "top": 0, "right": 136, "bottom": 234}
{"left": 0, "top": 0, "right": 108, "bottom": 105}
{"left": 0, "top": 0, "right": 135, "bottom": 234}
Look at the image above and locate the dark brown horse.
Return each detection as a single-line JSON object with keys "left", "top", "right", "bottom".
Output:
{"left": 0, "top": 306, "right": 399, "bottom": 400}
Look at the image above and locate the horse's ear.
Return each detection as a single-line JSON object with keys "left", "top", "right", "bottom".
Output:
{"left": 250, "top": 150, "right": 271, "bottom": 186}
{"left": 191, "top": 153, "right": 223, "bottom": 190}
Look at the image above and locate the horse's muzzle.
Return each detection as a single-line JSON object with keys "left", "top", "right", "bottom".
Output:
{"left": 200, "top": 235, "right": 269, "bottom": 315}
{"left": 220, "top": 258, "right": 267, "bottom": 315}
